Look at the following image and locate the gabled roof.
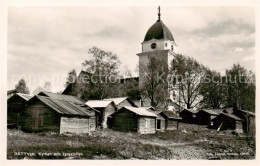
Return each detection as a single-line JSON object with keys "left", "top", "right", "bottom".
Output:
{"left": 236, "top": 109, "right": 255, "bottom": 116}
{"left": 8, "top": 93, "right": 33, "bottom": 101}
{"left": 181, "top": 109, "right": 198, "bottom": 114}
{"left": 16, "top": 93, "right": 33, "bottom": 101}
{"left": 140, "top": 106, "right": 155, "bottom": 111}
{"left": 103, "top": 97, "right": 127, "bottom": 105}
{"left": 161, "top": 111, "right": 182, "bottom": 119}
{"left": 121, "top": 106, "right": 157, "bottom": 117}
{"left": 38, "top": 91, "right": 84, "bottom": 104}
{"left": 141, "top": 107, "right": 163, "bottom": 115}
{"left": 199, "top": 109, "right": 219, "bottom": 116}
{"left": 33, "top": 95, "right": 96, "bottom": 117}
{"left": 215, "top": 113, "right": 244, "bottom": 121}
{"left": 222, "top": 107, "right": 234, "bottom": 114}
{"left": 86, "top": 100, "right": 113, "bottom": 108}
{"left": 104, "top": 97, "right": 137, "bottom": 107}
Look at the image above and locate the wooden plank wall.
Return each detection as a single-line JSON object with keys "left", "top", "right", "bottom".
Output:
{"left": 60, "top": 117, "right": 90, "bottom": 134}
{"left": 20, "top": 101, "right": 60, "bottom": 132}
{"left": 138, "top": 117, "right": 156, "bottom": 134}
{"left": 90, "top": 117, "right": 96, "bottom": 131}
{"left": 166, "top": 119, "right": 178, "bottom": 130}
{"left": 7, "top": 96, "right": 27, "bottom": 127}
{"left": 110, "top": 109, "right": 138, "bottom": 132}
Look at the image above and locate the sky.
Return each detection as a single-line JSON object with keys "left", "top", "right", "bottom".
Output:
{"left": 7, "top": 6, "right": 255, "bottom": 94}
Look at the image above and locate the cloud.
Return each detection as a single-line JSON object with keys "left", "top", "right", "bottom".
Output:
{"left": 7, "top": 6, "right": 255, "bottom": 93}
{"left": 234, "top": 47, "right": 244, "bottom": 52}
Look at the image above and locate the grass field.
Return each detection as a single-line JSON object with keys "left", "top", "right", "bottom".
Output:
{"left": 7, "top": 123, "right": 255, "bottom": 160}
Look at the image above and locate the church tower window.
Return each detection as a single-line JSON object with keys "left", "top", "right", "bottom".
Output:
{"left": 151, "top": 43, "right": 157, "bottom": 49}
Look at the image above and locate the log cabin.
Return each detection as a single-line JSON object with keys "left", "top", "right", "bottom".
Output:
{"left": 212, "top": 113, "right": 244, "bottom": 132}
{"left": 110, "top": 106, "right": 157, "bottom": 134}
{"left": 159, "top": 110, "right": 182, "bottom": 130}
{"left": 7, "top": 93, "right": 32, "bottom": 129}
{"left": 233, "top": 109, "right": 255, "bottom": 136}
{"left": 20, "top": 95, "right": 98, "bottom": 135}
{"left": 179, "top": 109, "right": 198, "bottom": 123}
{"left": 85, "top": 100, "right": 117, "bottom": 128}
{"left": 195, "top": 109, "right": 219, "bottom": 126}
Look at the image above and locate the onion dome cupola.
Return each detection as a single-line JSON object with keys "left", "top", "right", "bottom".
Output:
{"left": 142, "top": 6, "right": 176, "bottom": 53}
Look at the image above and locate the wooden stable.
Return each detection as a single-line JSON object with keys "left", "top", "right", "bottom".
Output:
{"left": 160, "top": 111, "right": 182, "bottom": 130}
{"left": 179, "top": 109, "right": 198, "bottom": 123}
{"left": 110, "top": 106, "right": 157, "bottom": 134}
{"left": 233, "top": 109, "right": 255, "bottom": 136}
{"left": 212, "top": 113, "right": 244, "bottom": 132}
{"left": 195, "top": 109, "right": 219, "bottom": 125}
{"left": 7, "top": 93, "right": 32, "bottom": 129}
{"left": 20, "top": 95, "right": 97, "bottom": 134}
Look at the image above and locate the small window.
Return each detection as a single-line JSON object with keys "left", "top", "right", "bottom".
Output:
{"left": 165, "top": 43, "right": 167, "bottom": 47}
{"left": 171, "top": 45, "right": 173, "bottom": 51}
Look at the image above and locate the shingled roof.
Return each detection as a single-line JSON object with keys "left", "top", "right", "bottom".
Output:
{"left": 32, "top": 95, "right": 96, "bottom": 117}
{"left": 121, "top": 106, "right": 158, "bottom": 117}
{"left": 14, "top": 93, "right": 33, "bottom": 101}
{"left": 199, "top": 109, "right": 219, "bottom": 116}
{"left": 161, "top": 111, "right": 182, "bottom": 119}
{"left": 38, "top": 91, "right": 84, "bottom": 104}
{"left": 221, "top": 113, "right": 244, "bottom": 121}
{"left": 182, "top": 108, "right": 198, "bottom": 114}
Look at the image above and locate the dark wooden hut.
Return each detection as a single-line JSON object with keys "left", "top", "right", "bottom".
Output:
{"left": 233, "top": 109, "right": 255, "bottom": 136}
{"left": 7, "top": 93, "right": 32, "bottom": 128}
{"left": 110, "top": 106, "right": 157, "bottom": 134}
{"left": 179, "top": 109, "right": 198, "bottom": 123}
{"left": 196, "top": 109, "right": 219, "bottom": 125}
{"left": 20, "top": 95, "right": 97, "bottom": 134}
{"left": 86, "top": 100, "right": 117, "bottom": 128}
{"left": 160, "top": 111, "right": 182, "bottom": 130}
{"left": 212, "top": 113, "right": 244, "bottom": 132}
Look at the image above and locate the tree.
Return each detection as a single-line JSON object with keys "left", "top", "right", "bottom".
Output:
{"left": 81, "top": 46, "right": 121, "bottom": 100}
{"left": 116, "top": 67, "right": 141, "bottom": 100}
{"left": 224, "top": 63, "right": 255, "bottom": 111}
{"left": 140, "top": 57, "right": 169, "bottom": 108}
{"left": 65, "top": 69, "right": 77, "bottom": 87}
{"left": 44, "top": 81, "right": 52, "bottom": 92}
{"left": 171, "top": 54, "right": 206, "bottom": 109}
{"left": 15, "top": 79, "right": 30, "bottom": 94}
{"left": 200, "top": 69, "right": 225, "bottom": 108}
{"left": 32, "top": 81, "right": 52, "bottom": 95}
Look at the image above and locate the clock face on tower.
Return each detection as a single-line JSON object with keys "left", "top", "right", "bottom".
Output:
{"left": 151, "top": 43, "right": 157, "bottom": 49}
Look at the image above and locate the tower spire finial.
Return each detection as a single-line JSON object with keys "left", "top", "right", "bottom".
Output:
{"left": 158, "top": 6, "right": 161, "bottom": 21}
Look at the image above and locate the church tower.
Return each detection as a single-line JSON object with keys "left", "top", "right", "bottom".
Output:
{"left": 137, "top": 7, "right": 177, "bottom": 91}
